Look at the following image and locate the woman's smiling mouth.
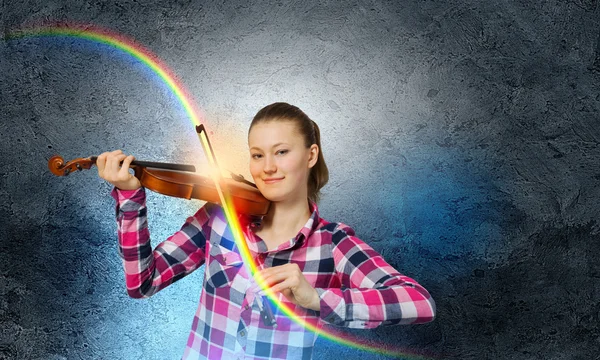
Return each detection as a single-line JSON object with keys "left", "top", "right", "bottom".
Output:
{"left": 263, "top": 177, "right": 284, "bottom": 184}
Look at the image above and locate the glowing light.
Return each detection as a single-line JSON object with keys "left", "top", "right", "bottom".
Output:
{"left": 5, "top": 23, "right": 436, "bottom": 359}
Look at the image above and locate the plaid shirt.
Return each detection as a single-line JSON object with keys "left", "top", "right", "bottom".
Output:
{"left": 111, "top": 187, "right": 435, "bottom": 360}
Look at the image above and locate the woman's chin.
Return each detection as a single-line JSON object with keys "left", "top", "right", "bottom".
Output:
{"left": 262, "top": 193, "right": 285, "bottom": 203}
{"left": 259, "top": 188, "right": 291, "bottom": 203}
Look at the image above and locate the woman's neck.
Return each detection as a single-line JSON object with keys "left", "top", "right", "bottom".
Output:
{"left": 258, "top": 198, "right": 312, "bottom": 249}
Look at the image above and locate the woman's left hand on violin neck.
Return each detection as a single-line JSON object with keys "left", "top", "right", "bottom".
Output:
{"left": 96, "top": 150, "right": 141, "bottom": 191}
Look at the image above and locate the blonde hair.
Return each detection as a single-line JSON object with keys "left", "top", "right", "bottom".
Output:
{"left": 249, "top": 102, "right": 329, "bottom": 203}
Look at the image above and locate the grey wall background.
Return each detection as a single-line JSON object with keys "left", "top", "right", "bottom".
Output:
{"left": 1, "top": 1, "right": 599, "bottom": 359}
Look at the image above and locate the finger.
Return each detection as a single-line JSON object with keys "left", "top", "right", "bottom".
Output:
{"left": 106, "top": 150, "right": 124, "bottom": 169}
{"left": 268, "top": 280, "right": 291, "bottom": 294}
{"left": 280, "top": 288, "right": 294, "bottom": 298}
{"left": 260, "top": 271, "right": 291, "bottom": 287}
{"left": 257, "top": 281, "right": 287, "bottom": 297}
{"left": 257, "top": 264, "right": 294, "bottom": 278}
{"left": 250, "top": 271, "right": 288, "bottom": 293}
{"left": 252, "top": 264, "right": 301, "bottom": 292}
{"left": 108, "top": 153, "right": 127, "bottom": 174}
{"left": 96, "top": 152, "right": 109, "bottom": 173}
{"left": 250, "top": 274, "right": 279, "bottom": 292}
{"left": 266, "top": 278, "right": 298, "bottom": 296}
{"left": 265, "top": 264, "right": 304, "bottom": 282}
{"left": 118, "top": 155, "right": 135, "bottom": 178}
{"left": 253, "top": 267, "right": 282, "bottom": 284}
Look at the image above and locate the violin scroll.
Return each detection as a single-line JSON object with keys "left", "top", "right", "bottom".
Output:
{"left": 48, "top": 155, "right": 95, "bottom": 177}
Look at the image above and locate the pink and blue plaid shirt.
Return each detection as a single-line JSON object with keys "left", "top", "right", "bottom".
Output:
{"left": 111, "top": 187, "right": 435, "bottom": 360}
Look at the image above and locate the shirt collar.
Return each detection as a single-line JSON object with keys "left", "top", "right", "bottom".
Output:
{"left": 241, "top": 201, "right": 322, "bottom": 253}
{"left": 296, "top": 201, "right": 321, "bottom": 245}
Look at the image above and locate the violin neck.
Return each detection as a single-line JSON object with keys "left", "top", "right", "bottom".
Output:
{"left": 90, "top": 156, "right": 196, "bottom": 173}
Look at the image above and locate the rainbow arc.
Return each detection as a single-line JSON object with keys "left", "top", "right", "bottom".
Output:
{"left": 6, "top": 23, "right": 436, "bottom": 359}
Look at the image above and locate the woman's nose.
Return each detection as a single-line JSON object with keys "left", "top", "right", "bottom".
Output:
{"left": 263, "top": 156, "right": 276, "bottom": 173}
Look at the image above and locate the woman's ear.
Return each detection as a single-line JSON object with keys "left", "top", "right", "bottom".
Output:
{"left": 308, "top": 144, "right": 319, "bottom": 168}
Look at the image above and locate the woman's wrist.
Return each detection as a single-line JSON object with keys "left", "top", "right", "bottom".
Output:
{"left": 308, "top": 288, "right": 321, "bottom": 311}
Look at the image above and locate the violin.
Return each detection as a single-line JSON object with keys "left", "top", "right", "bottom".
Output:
{"left": 49, "top": 125, "right": 278, "bottom": 326}
{"left": 47, "top": 154, "right": 271, "bottom": 216}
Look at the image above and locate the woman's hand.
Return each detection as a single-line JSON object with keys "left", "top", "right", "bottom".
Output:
{"left": 252, "top": 263, "right": 321, "bottom": 311}
{"left": 96, "top": 150, "right": 142, "bottom": 191}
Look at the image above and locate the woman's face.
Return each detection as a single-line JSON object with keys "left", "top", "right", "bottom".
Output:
{"left": 248, "top": 120, "right": 318, "bottom": 203}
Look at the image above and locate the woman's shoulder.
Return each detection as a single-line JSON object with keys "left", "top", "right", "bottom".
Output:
{"left": 315, "top": 219, "right": 362, "bottom": 246}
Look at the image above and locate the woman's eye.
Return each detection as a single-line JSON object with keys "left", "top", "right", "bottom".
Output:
{"left": 276, "top": 149, "right": 288, "bottom": 155}
{"left": 251, "top": 154, "right": 262, "bottom": 159}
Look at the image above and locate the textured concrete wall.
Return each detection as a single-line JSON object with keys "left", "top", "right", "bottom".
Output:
{"left": 1, "top": 1, "right": 599, "bottom": 359}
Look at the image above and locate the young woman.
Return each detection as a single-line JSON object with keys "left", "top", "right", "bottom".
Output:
{"left": 97, "top": 102, "right": 436, "bottom": 360}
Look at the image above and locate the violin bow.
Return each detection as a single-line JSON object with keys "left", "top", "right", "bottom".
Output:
{"left": 194, "top": 124, "right": 276, "bottom": 327}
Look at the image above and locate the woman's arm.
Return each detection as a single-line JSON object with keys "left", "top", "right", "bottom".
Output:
{"left": 317, "top": 223, "right": 436, "bottom": 329}
{"left": 111, "top": 187, "right": 210, "bottom": 298}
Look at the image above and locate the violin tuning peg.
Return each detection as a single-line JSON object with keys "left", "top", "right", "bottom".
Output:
{"left": 230, "top": 172, "right": 244, "bottom": 181}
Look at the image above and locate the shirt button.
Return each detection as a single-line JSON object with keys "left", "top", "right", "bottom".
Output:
{"left": 244, "top": 304, "right": 250, "bottom": 310}
{"left": 240, "top": 330, "right": 246, "bottom": 337}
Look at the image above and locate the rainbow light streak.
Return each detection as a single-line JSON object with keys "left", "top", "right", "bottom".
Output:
{"left": 6, "top": 23, "right": 436, "bottom": 359}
